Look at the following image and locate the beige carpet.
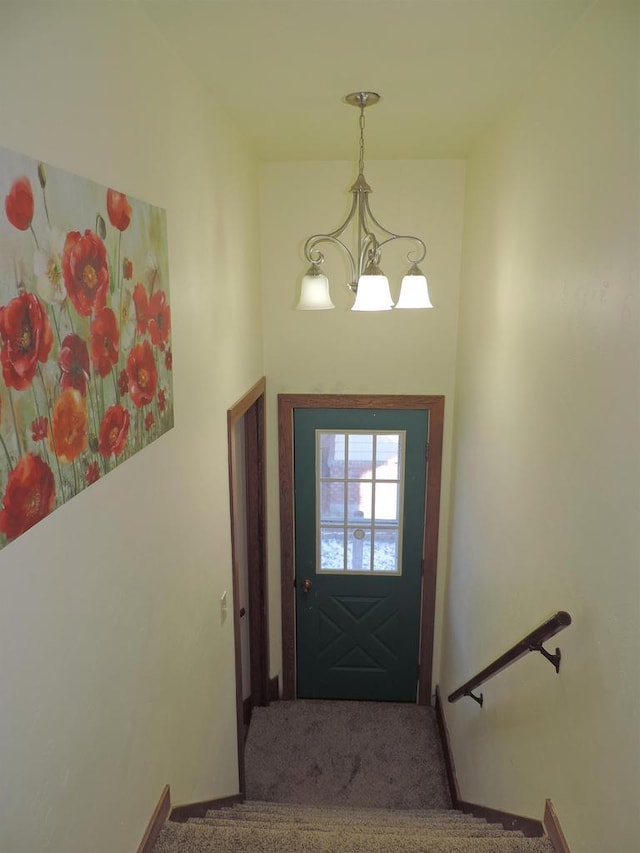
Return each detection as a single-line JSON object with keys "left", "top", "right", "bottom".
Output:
{"left": 154, "top": 802, "right": 556, "bottom": 853}
{"left": 243, "top": 699, "right": 451, "bottom": 809}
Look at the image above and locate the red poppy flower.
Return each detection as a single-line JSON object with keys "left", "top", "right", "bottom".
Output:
{"left": 59, "top": 334, "right": 90, "bottom": 396}
{"left": 31, "top": 416, "right": 49, "bottom": 442}
{"left": 0, "top": 292, "right": 53, "bottom": 390}
{"left": 123, "top": 258, "right": 133, "bottom": 280}
{"left": 127, "top": 340, "right": 157, "bottom": 408}
{"left": 0, "top": 453, "right": 55, "bottom": 541}
{"left": 144, "top": 411, "right": 154, "bottom": 431}
{"left": 50, "top": 389, "right": 87, "bottom": 463}
{"left": 148, "top": 290, "right": 171, "bottom": 347}
{"left": 86, "top": 461, "right": 100, "bottom": 485}
{"left": 117, "top": 368, "right": 128, "bottom": 398}
{"left": 98, "top": 404, "right": 130, "bottom": 457}
{"left": 132, "top": 283, "right": 149, "bottom": 334}
{"left": 106, "top": 189, "right": 132, "bottom": 232}
{"left": 157, "top": 388, "right": 166, "bottom": 412}
{"left": 164, "top": 347, "right": 173, "bottom": 371}
{"left": 90, "top": 307, "right": 119, "bottom": 377}
{"left": 62, "top": 229, "right": 109, "bottom": 317}
{"left": 5, "top": 177, "right": 34, "bottom": 231}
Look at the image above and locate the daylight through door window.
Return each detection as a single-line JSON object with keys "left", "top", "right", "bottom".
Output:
{"left": 316, "top": 430, "right": 405, "bottom": 574}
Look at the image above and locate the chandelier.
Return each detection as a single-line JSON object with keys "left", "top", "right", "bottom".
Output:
{"left": 296, "top": 92, "right": 433, "bottom": 312}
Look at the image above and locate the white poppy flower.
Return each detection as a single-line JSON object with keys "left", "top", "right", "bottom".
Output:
{"left": 34, "top": 227, "right": 66, "bottom": 304}
{"left": 112, "top": 286, "right": 136, "bottom": 351}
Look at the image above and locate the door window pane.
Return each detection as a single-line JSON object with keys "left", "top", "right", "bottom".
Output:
{"left": 375, "top": 434, "right": 400, "bottom": 471}
{"left": 372, "top": 528, "right": 399, "bottom": 572}
{"left": 348, "top": 481, "right": 370, "bottom": 521}
{"left": 347, "top": 526, "right": 371, "bottom": 571}
{"left": 320, "top": 432, "right": 345, "bottom": 478}
{"left": 320, "top": 481, "right": 344, "bottom": 522}
{"left": 374, "top": 482, "right": 399, "bottom": 522}
{"left": 347, "top": 433, "right": 373, "bottom": 479}
{"left": 320, "top": 527, "right": 344, "bottom": 570}
{"left": 316, "top": 430, "right": 404, "bottom": 574}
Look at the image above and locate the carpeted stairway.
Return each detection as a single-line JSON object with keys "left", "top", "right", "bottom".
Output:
{"left": 153, "top": 700, "right": 556, "bottom": 852}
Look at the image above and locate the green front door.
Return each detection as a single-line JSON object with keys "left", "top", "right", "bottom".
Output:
{"left": 294, "top": 408, "right": 428, "bottom": 702}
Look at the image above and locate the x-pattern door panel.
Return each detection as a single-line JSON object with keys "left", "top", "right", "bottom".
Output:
{"left": 319, "top": 595, "right": 398, "bottom": 669}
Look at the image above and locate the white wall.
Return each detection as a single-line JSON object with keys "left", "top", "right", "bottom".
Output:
{"left": 440, "top": 2, "right": 639, "bottom": 850}
{"left": 259, "top": 159, "right": 466, "bottom": 688}
{"left": 0, "top": 4, "right": 262, "bottom": 853}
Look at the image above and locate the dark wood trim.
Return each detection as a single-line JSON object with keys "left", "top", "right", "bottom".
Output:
{"left": 457, "top": 800, "right": 544, "bottom": 837}
{"left": 136, "top": 784, "right": 171, "bottom": 853}
{"left": 243, "top": 695, "right": 253, "bottom": 727}
{"left": 544, "top": 800, "right": 572, "bottom": 853}
{"left": 434, "top": 686, "right": 462, "bottom": 805}
{"left": 227, "top": 377, "right": 269, "bottom": 794}
{"left": 278, "top": 393, "right": 445, "bottom": 702}
{"left": 228, "top": 378, "right": 267, "bottom": 428}
{"left": 278, "top": 395, "right": 296, "bottom": 699}
{"left": 418, "top": 396, "right": 444, "bottom": 704}
{"left": 245, "top": 396, "right": 270, "bottom": 707}
{"left": 170, "top": 794, "right": 244, "bottom": 823}
{"left": 269, "top": 675, "right": 280, "bottom": 701}
{"left": 242, "top": 679, "right": 278, "bottom": 731}
{"left": 435, "top": 687, "right": 544, "bottom": 837}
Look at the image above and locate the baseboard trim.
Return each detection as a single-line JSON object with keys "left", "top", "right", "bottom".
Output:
{"left": 170, "top": 793, "right": 244, "bottom": 823}
{"left": 544, "top": 799, "right": 572, "bottom": 853}
{"left": 269, "top": 675, "right": 279, "bottom": 701}
{"left": 434, "top": 685, "right": 462, "bottom": 804}
{"left": 243, "top": 695, "right": 253, "bottom": 727}
{"left": 136, "top": 785, "right": 171, "bottom": 853}
{"left": 457, "top": 799, "right": 544, "bottom": 837}
{"left": 435, "top": 687, "right": 544, "bottom": 838}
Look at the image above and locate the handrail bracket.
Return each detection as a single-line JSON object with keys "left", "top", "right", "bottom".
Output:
{"left": 529, "top": 642, "right": 562, "bottom": 674}
{"left": 464, "top": 690, "right": 484, "bottom": 707}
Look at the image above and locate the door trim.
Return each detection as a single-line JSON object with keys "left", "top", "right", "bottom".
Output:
{"left": 278, "top": 393, "right": 444, "bottom": 704}
{"left": 227, "top": 376, "right": 269, "bottom": 793}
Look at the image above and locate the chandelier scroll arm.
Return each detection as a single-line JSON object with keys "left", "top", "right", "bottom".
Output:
{"left": 376, "top": 234, "right": 427, "bottom": 267}
{"left": 363, "top": 194, "right": 427, "bottom": 266}
{"left": 304, "top": 192, "right": 358, "bottom": 253}
{"left": 303, "top": 234, "right": 358, "bottom": 292}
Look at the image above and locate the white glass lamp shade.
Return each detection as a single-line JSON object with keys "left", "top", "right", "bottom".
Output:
{"left": 351, "top": 262, "right": 394, "bottom": 311}
{"left": 296, "top": 266, "right": 335, "bottom": 310}
{"left": 395, "top": 264, "right": 433, "bottom": 309}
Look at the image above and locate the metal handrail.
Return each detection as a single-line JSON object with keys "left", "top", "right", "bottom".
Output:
{"left": 447, "top": 611, "right": 572, "bottom": 707}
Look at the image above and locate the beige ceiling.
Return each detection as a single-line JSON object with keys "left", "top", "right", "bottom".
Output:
{"left": 140, "top": 0, "right": 593, "bottom": 160}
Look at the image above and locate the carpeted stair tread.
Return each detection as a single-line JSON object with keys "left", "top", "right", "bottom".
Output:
{"left": 208, "top": 805, "right": 500, "bottom": 826}
{"left": 230, "top": 802, "right": 479, "bottom": 819}
{"left": 198, "top": 807, "right": 516, "bottom": 832}
{"left": 232, "top": 803, "right": 465, "bottom": 818}
{"left": 154, "top": 820, "right": 555, "bottom": 853}
{"left": 199, "top": 814, "right": 504, "bottom": 831}
{"left": 188, "top": 816, "right": 520, "bottom": 837}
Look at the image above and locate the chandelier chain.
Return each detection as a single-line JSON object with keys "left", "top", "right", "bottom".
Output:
{"left": 358, "top": 107, "right": 366, "bottom": 176}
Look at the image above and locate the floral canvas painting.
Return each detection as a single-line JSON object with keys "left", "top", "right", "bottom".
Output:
{"left": 0, "top": 146, "right": 173, "bottom": 550}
